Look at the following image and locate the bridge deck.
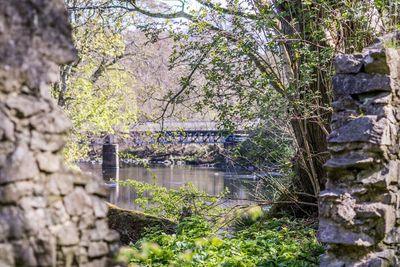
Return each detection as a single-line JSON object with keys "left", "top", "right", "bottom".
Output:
{"left": 130, "top": 121, "right": 247, "bottom": 132}
{"left": 128, "top": 121, "right": 247, "bottom": 146}
{"left": 96, "top": 121, "right": 250, "bottom": 146}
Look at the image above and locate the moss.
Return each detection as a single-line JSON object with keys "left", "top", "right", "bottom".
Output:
{"left": 107, "top": 203, "right": 176, "bottom": 245}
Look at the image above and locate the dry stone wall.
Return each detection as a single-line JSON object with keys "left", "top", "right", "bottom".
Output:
{"left": 0, "top": 1, "right": 118, "bottom": 266}
{"left": 319, "top": 33, "right": 400, "bottom": 266}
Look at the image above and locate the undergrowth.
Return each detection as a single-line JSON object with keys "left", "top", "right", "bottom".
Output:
{"left": 117, "top": 216, "right": 323, "bottom": 267}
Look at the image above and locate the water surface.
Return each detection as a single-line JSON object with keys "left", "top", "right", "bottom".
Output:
{"left": 80, "top": 164, "right": 258, "bottom": 210}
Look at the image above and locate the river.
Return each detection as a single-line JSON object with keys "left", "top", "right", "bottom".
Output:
{"left": 80, "top": 164, "right": 260, "bottom": 210}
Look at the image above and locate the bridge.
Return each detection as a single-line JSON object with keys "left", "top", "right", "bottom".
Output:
{"left": 128, "top": 121, "right": 248, "bottom": 146}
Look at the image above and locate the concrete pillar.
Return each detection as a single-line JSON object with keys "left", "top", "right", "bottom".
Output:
{"left": 103, "top": 167, "right": 120, "bottom": 206}
{"left": 318, "top": 32, "right": 400, "bottom": 266}
{"left": 102, "top": 144, "right": 119, "bottom": 169}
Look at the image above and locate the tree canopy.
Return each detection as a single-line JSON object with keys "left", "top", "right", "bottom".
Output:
{"left": 62, "top": 0, "right": 400, "bottom": 207}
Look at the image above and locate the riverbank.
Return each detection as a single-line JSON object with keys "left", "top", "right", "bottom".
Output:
{"left": 80, "top": 164, "right": 258, "bottom": 210}
{"left": 86, "top": 143, "right": 227, "bottom": 166}
{"left": 107, "top": 179, "right": 322, "bottom": 266}
{"left": 107, "top": 177, "right": 322, "bottom": 266}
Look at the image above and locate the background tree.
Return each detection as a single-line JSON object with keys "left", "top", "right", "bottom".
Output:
{"left": 64, "top": 0, "right": 400, "bottom": 210}
{"left": 54, "top": 0, "right": 139, "bottom": 161}
{"left": 129, "top": 0, "right": 399, "bottom": 208}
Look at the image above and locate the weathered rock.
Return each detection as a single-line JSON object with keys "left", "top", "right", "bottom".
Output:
{"left": 324, "top": 154, "right": 374, "bottom": 170}
{"left": 319, "top": 189, "right": 343, "bottom": 200}
{"left": 64, "top": 187, "right": 92, "bottom": 216}
{"left": 6, "top": 95, "right": 49, "bottom": 117}
{"left": 0, "top": 181, "right": 34, "bottom": 204}
{"left": 319, "top": 255, "right": 346, "bottom": 267}
{"left": 50, "top": 200, "right": 70, "bottom": 225}
{"left": 0, "top": 244, "right": 14, "bottom": 267}
{"left": 357, "top": 92, "right": 391, "bottom": 105}
{"left": 334, "top": 54, "right": 363, "bottom": 74}
{"left": 24, "top": 208, "right": 50, "bottom": 235}
{"left": 330, "top": 110, "right": 359, "bottom": 131}
{"left": 318, "top": 219, "right": 375, "bottom": 246}
{"left": 56, "top": 222, "right": 80, "bottom": 246}
{"left": 86, "top": 179, "right": 108, "bottom": 197}
{"left": 87, "top": 242, "right": 108, "bottom": 258}
{"left": 329, "top": 116, "right": 391, "bottom": 144}
{"left": 355, "top": 203, "right": 389, "bottom": 219}
{"left": 37, "top": 152, "right": 61, "bottom": 173}
{"left": 386, "top": 227, "right": 400, "bottom": 244}
{"left": 108, "top": 204, "right": 176, "bottom": 245}
{"left": 61, "top": 246, "right": 78, "bottom": 267}
{"left": 89, "top": 220, "right": 110, "bottom": 241}
{"left": 0, "top": 1, "right": 118, "bottom": 265}
{"left": 0, "top": 219, "right": 9, "bottom": 242}
{"left": 320, "top": 34, "right": 400, "bottom": 265}
{"left": 0, "top": 110, "right": 14, "bottom": 141}
{"left": 335, "top": 197, "right": 356, "bottom": 223}
{"left": 81, "top": 257, "right": 108, "bottom": 267}
{"left": 332, "top": 73, "right": 391, "bottom": 96}
{"left": 358, "top": 249, "right": 397, "bottom": 267}
{"left": 0, "top": 207, "right": 26, "bottom": 239}
{"left": 363, "top": 48, "right": 390, "bottom": 75}
{"left": 331, "top": 95, "right": 357, "bottom": 111}
{"left": 30, "top": 109, "right": 72, "bottom": 134}
{"left": 0, "top": 144, "right": 39, "bottom": 183}
{"left": 52, "top": 172, "right": 74, "bottom": 195}
{"left": 357, "top": 162, "right": 400, "bottom": 187}
{"left": 30, "top": 131, "right": 65, "bottom": 152}
{"left": 78, "top": 247, "right": 89, "bottom": 265}
{"left": 104, "top": 230, "right": 120, "bottom": 243}
{"left": 92, "top": 197, "right": 108, "bottom": 218}
{"left": 12, "top": 240, "right": 38, "bottom": 267}
{"left": 78, "top": 211, "right": 96, "bottom": 231}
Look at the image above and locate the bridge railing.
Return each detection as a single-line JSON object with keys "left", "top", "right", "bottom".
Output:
{"left": 129, "top": 130, "right": 248, "bottom": 146}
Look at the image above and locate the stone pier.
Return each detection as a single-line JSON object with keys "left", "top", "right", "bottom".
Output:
{"left": 0, "top": 1, "right": 118, "bottom": 266}
{"left": 319, "top": 33, "right": 400, "bottom": 266}
{"left": 102, "top": 136, "right": 119, "bottom": 169}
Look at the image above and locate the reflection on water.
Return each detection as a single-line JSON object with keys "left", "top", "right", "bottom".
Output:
{"left": 80, "top": 164, "right": 258, "bottom": 210}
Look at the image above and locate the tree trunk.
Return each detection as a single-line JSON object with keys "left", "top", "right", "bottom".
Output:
{"left": 273, "top": 1, "right": 331, "bottom": 212}
{"left": 291, "top": 115, "right": 329, "bottom": 195}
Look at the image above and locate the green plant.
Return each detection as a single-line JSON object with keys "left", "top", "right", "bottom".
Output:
{"left": 118, "top": 180, "right": 229, "bottom": 222}
{"left": 118, "top": 217, "right": 323, "bottom": 267}
{"left": 54, "top": 3, "right": 138, "bottom": 162}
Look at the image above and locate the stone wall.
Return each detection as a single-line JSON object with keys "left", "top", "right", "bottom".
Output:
{"left": 0, "top": 1, "right": 118, "bottom": 266}
{"left": 319, "top": 33, "right": 400, "bottom": 266}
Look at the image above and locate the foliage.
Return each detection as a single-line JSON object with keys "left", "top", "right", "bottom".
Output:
{"left": 117, "top": 217, "right": 323, "bottom": 267}
{"left": 228, "top": 122, "right": 306, "bottom": 208}
{"left": 118, "top": 180, "right": 229, "bottom": 222}
{"left": 116, "top": 163, "right": 322, "bottom": 266}
{"left": 63, "top": 0, "right": 400, "bottom": 204}
{"left": 235, "top": 127, "right": 293, "bottom": 170}
{"left": 55, "top": 2, "right": 138, "bottom": 162}
{"left": 62, "top": 60, "right": 137, "bottom": 162}
{"left": 132, "top": 0, "right": 400, "bottom": 201}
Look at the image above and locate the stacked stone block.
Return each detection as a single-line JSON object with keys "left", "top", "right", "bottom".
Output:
{"left": 0, "top": 0, "right": 118, "bottom": 266}
{"left": 319, "top": 33, "right": 400, "bottom": 266}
